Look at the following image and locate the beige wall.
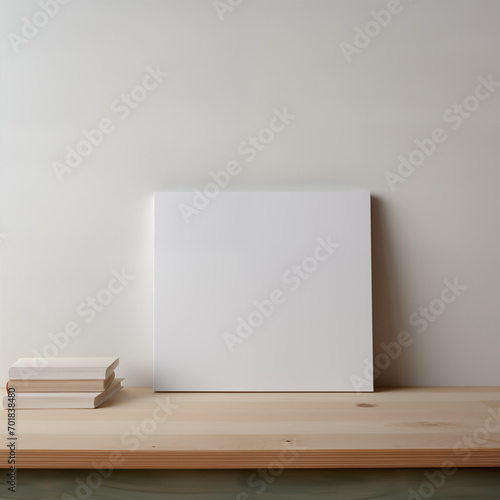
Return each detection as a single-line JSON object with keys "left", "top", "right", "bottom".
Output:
{"left": 1, "top": 0, "right": 499, "bottom": 387}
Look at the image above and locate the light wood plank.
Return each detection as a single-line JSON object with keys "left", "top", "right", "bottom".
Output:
{"left": 1, "top": 387, "right": 499, "bottom": 468}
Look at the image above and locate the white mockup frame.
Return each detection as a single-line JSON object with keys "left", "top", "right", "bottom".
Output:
{"left": 154, "top": 191, "right": 372, "bottom": 391}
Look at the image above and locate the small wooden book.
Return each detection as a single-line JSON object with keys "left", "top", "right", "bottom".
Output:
{"left": 9, "top": 357, "right": 119, "bottom": 380}
{"left": 3, "top": 378, "right": 124, "bottom": 409}
{"left": 7, "top": 372, "right": 116, "bottom": 393}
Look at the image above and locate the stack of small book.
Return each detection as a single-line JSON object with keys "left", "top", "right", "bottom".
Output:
{"left": 3, "top": 357, "right": 123, "bottom": 409}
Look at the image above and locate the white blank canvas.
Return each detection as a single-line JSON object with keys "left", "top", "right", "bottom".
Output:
{"left": 154, "top": 191, "right": 372, "bottom": 391}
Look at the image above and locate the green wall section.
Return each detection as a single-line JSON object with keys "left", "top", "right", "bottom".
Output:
{"left": 1, "top": 468, "right": 500, "bottom": 500}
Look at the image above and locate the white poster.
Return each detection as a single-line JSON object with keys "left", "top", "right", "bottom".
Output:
{"left": 154, "top": 191, "right": 372, "bottom": 391}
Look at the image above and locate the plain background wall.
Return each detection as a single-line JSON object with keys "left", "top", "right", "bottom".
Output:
{"left": 1, "top": 0, "right": 499, "bottom": 388}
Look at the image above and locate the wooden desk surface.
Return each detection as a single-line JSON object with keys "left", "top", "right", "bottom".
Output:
{"left": 1, "top": 387, "right": 499, "bottom": 469}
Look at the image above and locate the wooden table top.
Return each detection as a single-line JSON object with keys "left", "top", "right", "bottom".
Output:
{"left": 1, "top": 387, "right": 499, "bottom": 469}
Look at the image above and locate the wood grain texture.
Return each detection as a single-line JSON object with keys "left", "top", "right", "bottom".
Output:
{"left": 1, "top": 387, "right": 499, "bottom": 469}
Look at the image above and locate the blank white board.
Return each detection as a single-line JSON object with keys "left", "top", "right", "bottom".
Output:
{"left": 154, "top": 191, "right": 372, "bottom": 391}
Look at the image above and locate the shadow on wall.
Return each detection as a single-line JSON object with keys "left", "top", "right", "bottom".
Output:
{"left": 371, "top": 196, "right": 407, "bottom": 387}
